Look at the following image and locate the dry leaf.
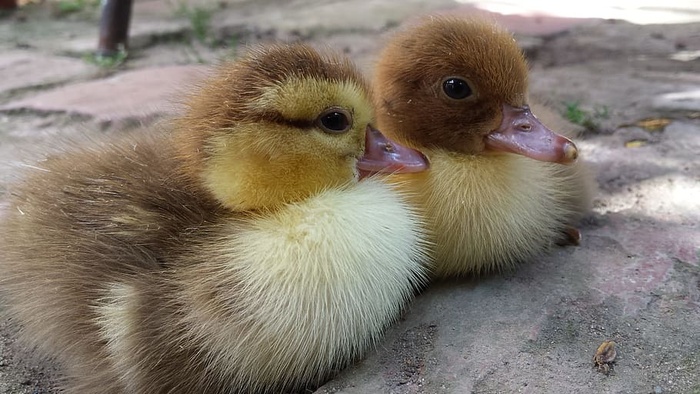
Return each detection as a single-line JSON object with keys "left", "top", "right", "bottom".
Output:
{"left": 593, "top": 340, "right": 617, "bottom": 374}
{"left": 635, "top": 117, "right": 671, "bottom": 132}
{"left": 625, "top": 139, "right": 648, "bottom": 148}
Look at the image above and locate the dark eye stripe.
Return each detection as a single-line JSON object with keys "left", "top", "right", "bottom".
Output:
{"left": 263, "top": 108, "right": 353, "bottom": 135}
{"left": 284, "top": 118, "right": 315, "bottom": 129}
{"left": 265, "top": 112, "right": 315, "bottom": 129}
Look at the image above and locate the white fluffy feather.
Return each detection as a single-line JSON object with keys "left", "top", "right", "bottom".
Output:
{"left": 95, "top": 178, "right": 429, "bottom": 392}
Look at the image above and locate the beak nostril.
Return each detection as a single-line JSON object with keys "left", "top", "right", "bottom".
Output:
{"left": 383, "top": 143, "right": 395, "bottom": 153}
{"left": 519, "top": 123, "right": 532, "bottom": 132}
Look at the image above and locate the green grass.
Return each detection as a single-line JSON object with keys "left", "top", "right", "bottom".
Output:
{"left": 189, "top": 7, "right": 212, "bottom": 43}
{"left": 55, "top": 0, "right": 99, "bottom": 15}
{"left": 563, "top": 101, "right": 610, "bottom": 131}
{"left": 84, "top": 48, "right": 128, "bottom": 69}
{"left": 174, "top": 2, "right": 213, "bottom": 44}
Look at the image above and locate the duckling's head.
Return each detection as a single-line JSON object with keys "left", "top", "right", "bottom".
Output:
{"left": 176, "top": 44, "right": 427, "bottom": 211}
{"left": 374, "top": 16, "right": 577, "bottom": 163}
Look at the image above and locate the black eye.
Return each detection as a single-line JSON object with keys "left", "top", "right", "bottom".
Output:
{"left": 317, "top": 108, "right": 352, "bottom": 134}
{"left": 442, "top": 77, "right": 472, "bottom": 100}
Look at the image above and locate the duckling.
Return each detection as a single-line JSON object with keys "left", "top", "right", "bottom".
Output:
{"left": 373, "top": 16, "right": 592, "bottom": 277}
{"left": 0, "top": 43, "right": 430, "bottom": 394}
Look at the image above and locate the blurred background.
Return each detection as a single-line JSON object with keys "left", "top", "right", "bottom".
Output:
{"left": 1, "top": 1, "right": 699, "bottom": 393}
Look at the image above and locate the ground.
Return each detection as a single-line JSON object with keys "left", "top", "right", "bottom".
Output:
{"left": 0, "top": 1, "right": 699, "bottom": 393}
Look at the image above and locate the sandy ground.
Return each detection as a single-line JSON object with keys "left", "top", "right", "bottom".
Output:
{"left": 0, "top": 0, "right": 699, "bottom": 393}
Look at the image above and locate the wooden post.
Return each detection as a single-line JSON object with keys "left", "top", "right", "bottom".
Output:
{"left": 0, "top": 0, "right": 17, "bottom": 10}
{"left": 97, "top": 0, "right": 133, "bottom": 57}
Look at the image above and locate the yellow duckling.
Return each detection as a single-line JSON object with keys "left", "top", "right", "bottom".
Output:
{"left": 0, "top": 44, "right": 429, "bottom": 393}
{"left": 373, "top": 16, "right": 592, "bottom": 277}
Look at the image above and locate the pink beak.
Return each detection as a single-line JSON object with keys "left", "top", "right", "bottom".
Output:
{"left": 485, "top": 104, "right": 578, "bottom": 164}
{"left": 357, "top": 126, "right": 429, "bottom": 178}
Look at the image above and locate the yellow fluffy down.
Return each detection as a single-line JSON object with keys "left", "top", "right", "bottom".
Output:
{"left": 394, "top": 149, "right": 589, "bottom": 277}
{"left": 95, "top": 178, "right": 429, "bottom": 392}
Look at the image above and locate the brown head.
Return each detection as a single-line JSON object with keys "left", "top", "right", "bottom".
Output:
{"left": 174, "top": 43, "right": 427, "bottom": 212}
{"left": 374, "top": 17, "right": 577, "bottom": 163}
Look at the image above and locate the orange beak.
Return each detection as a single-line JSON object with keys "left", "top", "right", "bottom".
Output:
{"left": 357, "top": 125, "right": 429, "bottom": 179}
{"left": 485, "top": 104, "right": 578, "bottom": 164}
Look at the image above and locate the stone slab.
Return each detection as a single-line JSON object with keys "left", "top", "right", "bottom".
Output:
{"left": 0, "top": 65, "right": 209, "bottom": 122}
{"left": 428, "top": 5, "right": 596, "bottom": 36}
{"left": 653, "top": 89, "right": 700, "bottom": 112}
{"left": 456, "top": 0, "right": 700, "bottom": 25}
{"left": 0, "top": 51, "right": 97, "bottom": 97}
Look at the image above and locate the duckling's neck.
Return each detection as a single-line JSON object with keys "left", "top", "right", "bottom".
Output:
{"left": 390, "top": 147, "right": 564, "bottom": 215}
{"left": 205, "top": 158, "right": 342, "bottom": 212}
{"left": 200, "top": 145, "right": 357, "bottom": 212}
{"left": 440, "top": 147, "right": 556, "bottom": 187}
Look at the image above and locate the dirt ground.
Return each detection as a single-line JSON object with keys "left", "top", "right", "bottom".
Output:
{"left": 0, "top": 1, "right": 699, "bottom": 393}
